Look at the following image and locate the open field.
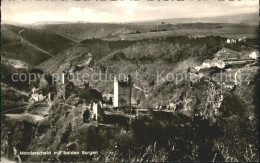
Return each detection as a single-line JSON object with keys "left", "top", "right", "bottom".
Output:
{"left": 106, "top": 24, "right": 258, "bottom": 40}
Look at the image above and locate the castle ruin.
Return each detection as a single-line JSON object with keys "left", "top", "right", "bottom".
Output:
{"left": 113, "top": 75, "right": 132, "bottom": 109}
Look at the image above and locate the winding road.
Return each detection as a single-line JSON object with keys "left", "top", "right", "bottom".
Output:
{"left": 5, "top": 113, "right": 45, "bottom": 122}
{"left": 17, "top": 29, "right": 55, "bottom": 57}
{"left": 3, "top": 99, "right": 52, "bottom": 123}
{"left": 18, "top": 29, "right": 25, "bottom": 42}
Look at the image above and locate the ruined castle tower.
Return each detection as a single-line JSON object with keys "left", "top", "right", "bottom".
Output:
{"left": 57, "top": 72, "right": 74, "bottom": 99}
{"left": 57, "top": 72, "right": 66, "bottom": 99}
{"left": 113, "top": 75, "right": 132, "bottom": 109}
{"left": 114, "top": 77, "right": 119, "bottom": 107}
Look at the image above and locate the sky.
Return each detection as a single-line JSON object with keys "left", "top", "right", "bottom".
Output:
{"left": 1, "top": 0, "right": 259, "bottom": 24}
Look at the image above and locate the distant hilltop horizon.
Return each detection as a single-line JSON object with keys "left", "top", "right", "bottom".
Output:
{"left": 1, "top": 12, "right": 258, "bottom": 26}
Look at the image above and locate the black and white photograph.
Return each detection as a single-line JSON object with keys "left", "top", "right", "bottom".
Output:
{"left": 1, "top": 0, "right": 259, "bottom": 162}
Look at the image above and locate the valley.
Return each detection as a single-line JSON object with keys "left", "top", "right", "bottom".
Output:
{"left": 1, "top": 16, "right": 259, "bottom": 162}
{"left": 1, "top": 24, "right": 76, "bottom": 66}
